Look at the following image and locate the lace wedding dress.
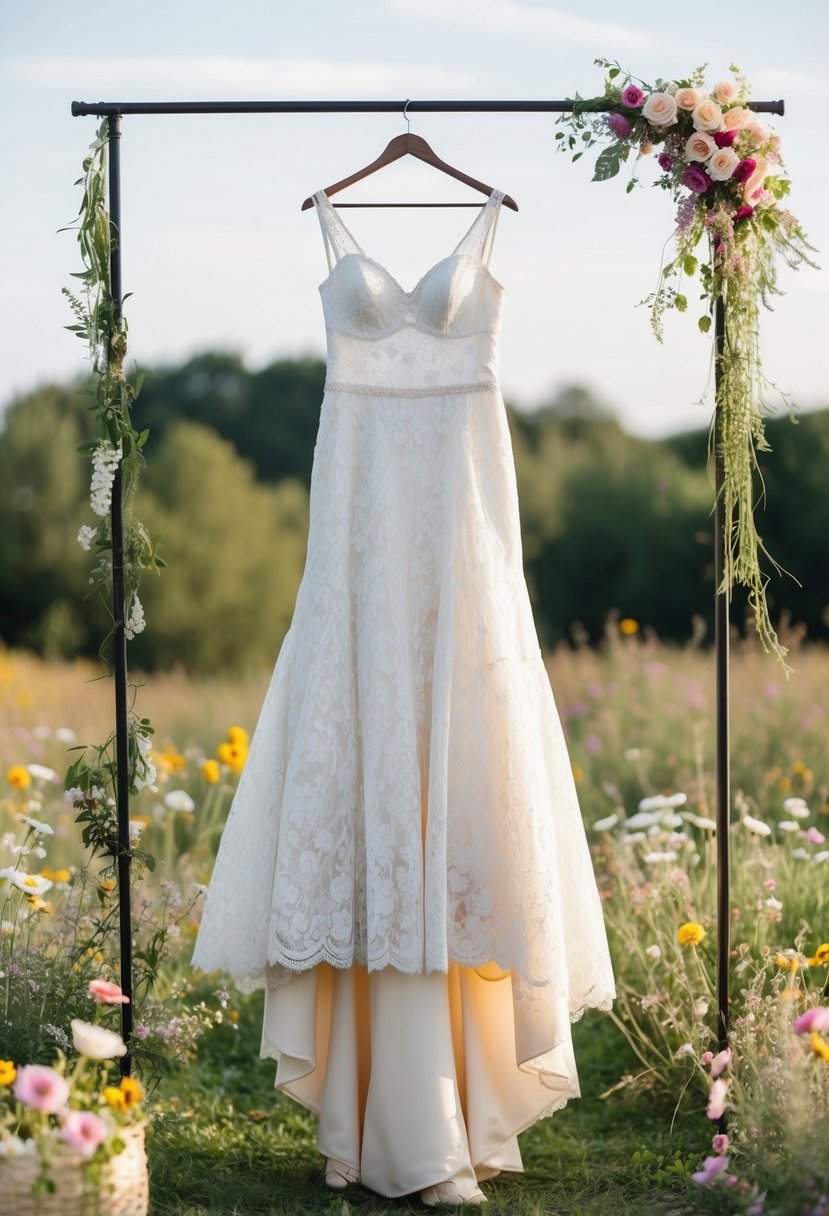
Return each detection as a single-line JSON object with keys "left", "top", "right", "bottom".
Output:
{"left": 191, "top": 187, "right": 616, "bottom": 1198}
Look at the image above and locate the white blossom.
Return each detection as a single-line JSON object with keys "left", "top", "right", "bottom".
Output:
{"left": 623, "top": 810, "right": 663, "bottom": 830}
{"left": 26, "top": 764, "right": 57, "bottom": 782}
{"left": 131, "top": 731, "right": 156, "bottom": 793}
{"left": 643, "top": 851, "right": 679, "bottom": 864}
{"left": 646, "top": 944, "right": 661, "bottom": 961}
{"left": 813, "top": 850, "right": 829, "bottom": 863}
{"left": 638, "top": 792, "right": 687, "bottom": 812}
{"left": 10, "top": 872, "right": 53, "bottom": 896}
{"left": 125, "top": 594, "right": 146, "bottom": 640}
{"left": 89, "top": 439, "right": 122, "bottom": 517}
{"left": 592, "top": 813, "right": 619, "bottom": 832}
{"left": 64, "top": 787, "right": 86, "bottom": 806}
{"left": 674, "top": 1042, "right": 695, "bottom": 1059}
{"left": 777, "top": 820, "right": 800, "bottom": 833}
{"left": 765, "top": 896, "right": 783, "bottom": 910}
{"left": 71, "top": 1018, "right": 127, "bottom": 1059}
{"left": 55, "top": 727, "right": 77, "bottom": 744}
{"left": 742, "top": 813, "right": 772, "bottom": 836}
{"left": 77, "top": 524, "right": 97, "bottom": 550}
{"left": 22, "top": 817, "right": 54, "bottom": 837}
{"left": 783, "top": 798, "right": 810, "bottom": 819}
{"left": 164, "top": 789, "right": 195, "bottom": 813}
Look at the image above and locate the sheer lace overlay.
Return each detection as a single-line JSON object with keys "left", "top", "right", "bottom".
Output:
{"left": 191, "top": 188, "right": 617, "bottom": 1031}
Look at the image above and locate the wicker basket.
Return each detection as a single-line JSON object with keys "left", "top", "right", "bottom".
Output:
{"left": 0, "top": 1120, "right": 149, "bottom": 1216}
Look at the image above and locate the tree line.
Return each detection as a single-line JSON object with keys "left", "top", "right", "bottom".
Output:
{"left": 1, "top": 352, "right": 826, "bottom": 674}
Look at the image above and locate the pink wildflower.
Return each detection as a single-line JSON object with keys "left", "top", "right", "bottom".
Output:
{"left": 805, "top": 827, "right": 825, "bottom": 844}
{"left": 711, "top": 1046, "right": 732, "bottom": 1077}
{"left": 712, "top": 1133, "right": 729, "bottom": 1154}
{"left": 88, "top": 979, "right": 130, "bottom": 1005}
{"left": 707, "top": 1077, "right": 730, "bottom": 1119}
{"left": 13, "top": 1064, "right": 70, "bottom": 1114}
{"left": 59, "top": 1110, "right": 109, "bottom": 1158}
{"left": 701, "top": 1050, "right": 714, "bottom": 1064}
{"left": 692, "top": 1155, "right": 731, "bottom": 1184}
{"left": 608, "top": 113, "right": 632, "bottom": 140}
{"left": 793, "top": 1007, "right": 829, "bottom": 1034}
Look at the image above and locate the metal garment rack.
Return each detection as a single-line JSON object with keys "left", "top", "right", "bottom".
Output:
{"left": 70, "top": 96, "right": 785, "bottom": 1080}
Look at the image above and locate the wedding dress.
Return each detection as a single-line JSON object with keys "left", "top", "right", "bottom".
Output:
{"left": 191, "top": 186, "right": 616, "bottom": 1199}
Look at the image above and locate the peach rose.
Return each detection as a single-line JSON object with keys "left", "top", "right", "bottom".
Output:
{"left": 675, "top": 87, "right": 702, "bottom": 111}
{"left": 721, "top": 106, "right": 752, "bottom": 131}
{"left": 744, "top": 118, "right": 770, "bottom": 144}
{"left": 708, "top": 147, "right": 740, "bottom": 181}
{"left": 742, "top": 154, "right": 768, "bottom": 202}
{"left": 692, "top": 98, "right": 724, "bottom": 132}
{"left": 642, "top": 91, "right": 678, "bottom": 126}
{"left": 685, "top": 131, "right": 717, "bottom": 162}
{"left": 640, "top": 141, "right": 654, "bottom": 155}
{"left": 714, "top": 80, "right": 737, "bottom": 105}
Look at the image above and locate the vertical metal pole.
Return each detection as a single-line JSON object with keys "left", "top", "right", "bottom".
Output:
{"left": 714, "top": 292, "right": 730, "bottom": 1093}
{"left": 107, "top": 113, "right": 135, "bottom": 1074}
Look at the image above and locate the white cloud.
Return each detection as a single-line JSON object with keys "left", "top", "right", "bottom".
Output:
{"left": 387, "top": 0, "right": 655, "bottom": 50}
{"left": 8, "top": 55, "right": 475, "bottom": 95}
{"left": 749, "top": 67, "right": 829, "bottom": 100}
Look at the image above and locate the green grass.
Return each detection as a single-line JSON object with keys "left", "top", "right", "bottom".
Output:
{"left": 145, "top": 986, "right": 721, "bottom": 1216}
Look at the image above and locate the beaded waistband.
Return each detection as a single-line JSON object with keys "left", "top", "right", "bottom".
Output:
{"left": 324, "top": 380, "right": 497, "bottom": 398}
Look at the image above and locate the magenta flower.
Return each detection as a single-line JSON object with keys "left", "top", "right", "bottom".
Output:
{"left": 13, "top": 1064, "right": 70, "bottom": 1114}
{"left": 682, "top": 164, "right": 712, "bottom": 193}
{"left": 621, "top": 84, "right": 645, "bottom": 108}
{"left": 712, "top": 1133, "right": 729, "bottom": 1154}
{"left": 713, "top": 129, "right": 738, "bottom": 148}
{"left": 692, "top": 1155, "right": 731, "bottom": 1184}
{"left": 793, "top": 1006, "right": 829, "bottom": 1034}
{"left": 59, "top": 1110, "right": 109, "bottom": 1158}
{"left": 733, "top": 157, "right": 757, "bottom": 184}
{"left": 607, "top": 112, "right": 632, "bottom": 139}
{"left": 657, "top": 152, "right": 673, "bottom": 171}
{"left": 733, "top": 205, "right": 754, "bottom": 223}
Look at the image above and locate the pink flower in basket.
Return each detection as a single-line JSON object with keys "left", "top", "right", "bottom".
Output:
{"left": 59, "top": 1110, "right": 109, "bottom": 1158}
{"left": 12, "top": 1064, "right": 70, "bottom": 1114}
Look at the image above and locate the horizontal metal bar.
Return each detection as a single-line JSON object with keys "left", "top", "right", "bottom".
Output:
{"left": 70, "top": 98, "right": 785, "bottom": 117}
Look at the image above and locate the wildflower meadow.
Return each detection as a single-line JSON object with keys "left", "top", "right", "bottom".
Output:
{"left": 1, "top": 622, "right": 827, "bottom": 1215}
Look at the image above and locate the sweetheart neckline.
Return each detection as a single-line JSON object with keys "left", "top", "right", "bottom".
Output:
{"left": 317, "top": 250, "right": 505, "bottom": 300}
{"left": 314, "top": 188, "right": 504, "bottom": 299}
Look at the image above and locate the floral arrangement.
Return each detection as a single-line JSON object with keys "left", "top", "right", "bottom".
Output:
{"left": 556, "top": 61, "right": 818, "bottom": 669}
{"left": 0, "top": 979, "right": 143, "bottom": 1196}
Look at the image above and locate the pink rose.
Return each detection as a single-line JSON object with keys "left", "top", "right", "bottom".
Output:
{"left": 692, "top": 98, "right": 724, "bottom": 132}
{"left": 713, "top": 129, "right": 738, "bottom": 148}
{"left": 59, "top": 1110, "right": 109, "bottom": 1159}
{"left": 88, "top": 978, "right": 130, "bottom": 1005}
{"left": 722, "top": 106, "right": 752, "bottom": 131}
{"left": 642, "top": 91, "right": 678, "bottom": 127}
{"left": 708, "top": 148, "right": 740, "bottom": 181}
{"left": 621, "top": 84, "right": 645, "bottom": 108}
{"left": 683, "top": 164, "right": 712, "bottom": 194}
{"left": 744, "top": 118, "right": 770, "bottom": 143}
{"left": 685, "top": 131, "right": 717, "bottom": 162}
{"left": 13, "top": 1064, "right": 70, "bottom": 1114}
{"left": 733, "top": 205, "right": 754, "bottom": 223}
{"left": 714, "top": 81, "right": 737, "bottom": 104}
{"left": 675, "top": 87, "right": 702, "bottom": 111}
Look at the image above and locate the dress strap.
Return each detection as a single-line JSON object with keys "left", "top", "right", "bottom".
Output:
{"left": 451, "top": 190, "right": 505, "bottom": 264}
{"left": 313, "top": 190, "right": 365, "bottom": 273}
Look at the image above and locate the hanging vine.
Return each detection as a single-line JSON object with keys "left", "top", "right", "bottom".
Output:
{"left": 58, "top": 118, "right": 164, "bottom": 861}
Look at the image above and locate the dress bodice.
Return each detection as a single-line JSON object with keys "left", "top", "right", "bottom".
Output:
{"left": 313, "top": 189, "right": 505, "bottom": 396}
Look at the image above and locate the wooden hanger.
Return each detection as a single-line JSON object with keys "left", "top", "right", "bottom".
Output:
{"left": 300, "top": 103, "right": 518, "bottom": 211}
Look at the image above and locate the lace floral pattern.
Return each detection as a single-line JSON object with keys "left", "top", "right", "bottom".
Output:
{"left": 190, "top": 187, "right": 617, "bottom": 1029}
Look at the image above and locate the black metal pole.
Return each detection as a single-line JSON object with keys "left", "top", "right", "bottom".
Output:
{"left": 71, "top": 99, "right": 785, "bottom": 117}
{"left": 106, "top": 113, "right": 135, "bottom": 1075}
{"left": 714, "top": 293, "right": 730, "bottom": 1129}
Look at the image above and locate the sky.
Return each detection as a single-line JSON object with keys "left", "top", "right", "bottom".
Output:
{"left": 1, "top": 0, "right": 827, "bottom": 437}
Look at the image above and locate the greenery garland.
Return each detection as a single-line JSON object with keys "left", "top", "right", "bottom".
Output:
{"left": 556, "top": 60, "right": 818, "bottom": 671}
{"left": 59, "top": 118, "right": 164, "bottom": 865}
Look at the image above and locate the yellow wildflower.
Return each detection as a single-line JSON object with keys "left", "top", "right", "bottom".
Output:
{"left": 0, "top": 1060, "right": 17, "bottom": 1086}
{"left": 227, "top": 725, "right": 250, "bottom": 747}
{"left": 216, "top": 742, "right": 247, "bottom": 775}
{"left": 619, "top": 618, "right": 640, "bottom": 636}
{"left": 228, "top": 1010, "right": 239, "bottom": 1023}
{"left": 777, "top": 777, "right": 792, "bottom": 791}
{"left": 156, "top": 749, "right": 188, "bottom": 773}
{"left": 119, "top": 1076, "right": 144, "bottom": 1108}
{"left": 98, "top": 879, "right": 116, "bottom": 895}
{"left": 26, "top": 896, "right": 53, "bottom": 914}
{"left": 6, "top": 766, "right": 32, "bottom": 789}
{"left": 201, "top": 759, "right": 220, "bottom": 784}
{"left": 678, "top": 922, "right": 706, "bottom": 947}
{"left": 780, "top": 987, "right": 802, "bottom": 1001}
{"left": 773, "top": 953, "right": 793, "bottom": 968}
{"left": 793, "top": 761, "right": 807, "bottom": 775}
{"left": 103, "top": 1085, "right": 127, "bottom": 1111}
{"left": 41, "top": 867, "right": 72, "bottom": 884}
{"left": 571, "top": 763, "right": 584, "bottom": 783}
{"left": 809, "top": 1032, "right": 829, "bottom": 1063}
{"left": 808, "top": 943, "right": 829, "bottom": 967}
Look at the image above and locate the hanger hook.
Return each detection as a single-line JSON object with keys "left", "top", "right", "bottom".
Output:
{"left": 403, "top": 98, "right": 411, "bottom": 134}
